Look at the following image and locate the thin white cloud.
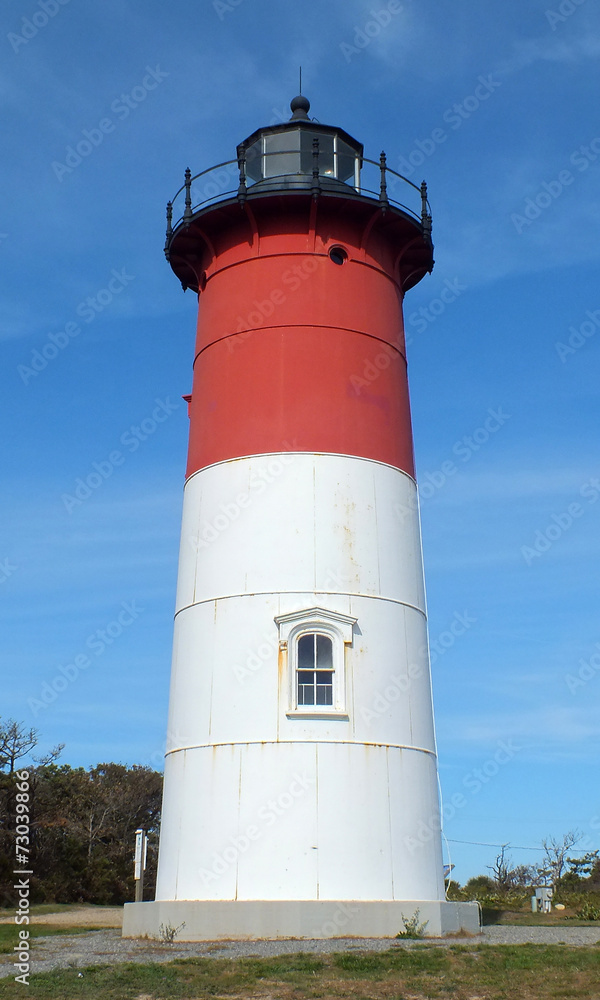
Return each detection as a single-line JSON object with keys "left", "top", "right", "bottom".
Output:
{"left": 500, "top": 32, "right": 600, "bottom": 75}
{"left": 429, "top": 467, "right": 600, "bottom": 505}
{"left": 440, "top": 703, "right": 600, "bottom": 758}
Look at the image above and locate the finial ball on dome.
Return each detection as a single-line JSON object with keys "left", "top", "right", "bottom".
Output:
{"left": 290, "top": 94, "right": 310, "bottom": 119}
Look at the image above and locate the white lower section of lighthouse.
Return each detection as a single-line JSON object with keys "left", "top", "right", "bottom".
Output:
{"left": 123, "top": 452, "right": 480, "bottom": 937}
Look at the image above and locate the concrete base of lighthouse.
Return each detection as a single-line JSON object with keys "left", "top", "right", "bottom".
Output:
{"left": 122, "top": 899, "right": 480, "bottom": 940}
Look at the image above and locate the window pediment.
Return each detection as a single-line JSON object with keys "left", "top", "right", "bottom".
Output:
{"left": 274, "top": 607, "right": 356, "bottom": 645}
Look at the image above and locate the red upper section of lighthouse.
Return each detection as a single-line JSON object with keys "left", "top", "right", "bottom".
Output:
{"left": 164, "top": 97, "right": 434, "bottom": 481}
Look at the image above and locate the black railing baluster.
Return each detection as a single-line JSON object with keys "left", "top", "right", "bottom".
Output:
{"left": 312, "top": 138, "right": 320, "bottom": 198}
{"left": 420, "top": 180, "right": 432, "bottom": 240}
{"left": 379, "top": 151, "right": 388, "bottom": 208}
{"left": 164, "top": 201, "right": 173, "bottom": 258}
{"left": 183, "top": 168, "right": 192, "bottom": 225}
{"left": 237, "top": 147, "right": 247, "bottom": 204}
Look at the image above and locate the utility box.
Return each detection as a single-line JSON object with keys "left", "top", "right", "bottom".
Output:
{"left": 531, "top": 886, "right": 553, "bottom": 913}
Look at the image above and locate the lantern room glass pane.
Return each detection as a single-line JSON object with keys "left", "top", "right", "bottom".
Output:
{"left": 245, "top": 138, "right": 262, "bottom": 181}
{"left": 300, "top": 131, "right": 334, "bottom": 176}
{"left": 264, "top": 129, "right": 301, "bottom": 177}
{"left": 337, "top": 139, "right": 357, "bottom": 183}
{"left": 244, "top": 129, "right": 359, "bottom": 186}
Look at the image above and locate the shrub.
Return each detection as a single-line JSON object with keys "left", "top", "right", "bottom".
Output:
{"left": 396, "top": 909, "right": 429, "bottom": 939}
{"left": 577, "top": 902, "right": 600, "bottom": 921}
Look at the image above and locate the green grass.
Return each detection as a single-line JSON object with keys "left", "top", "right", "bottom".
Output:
{"left": 0, "top": 904, "right": 119, "bottom": 918}
{"left": 483, "top": 906, "right": 600, "bottom": 926}
{"left": 0, "top": 925, "right": 103, "bottom": 955}
{"left": 1, "top": 944, "right": 600, "bottom": 999}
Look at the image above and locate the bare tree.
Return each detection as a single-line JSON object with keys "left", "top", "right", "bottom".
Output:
{"left": 511, "top": 863, "right": 537, "bottom": 888}
{"left": 33, "top": 744, "right": 65, "bottom": 767}
{"left": 487, "top": 844, "right": 515, "bottom": 891}
{"left": 0, "top": 719, "right": 38, "bottom": 773}
{"left": 533, "top": 831, "right": 581, "bottom": 885}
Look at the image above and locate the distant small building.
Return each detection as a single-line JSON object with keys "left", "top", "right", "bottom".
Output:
{"left": 532, "top": 886, "right": 554, "bottom": 913}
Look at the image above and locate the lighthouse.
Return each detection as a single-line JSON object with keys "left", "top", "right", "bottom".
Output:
{"left": 123, "top": 96, "right": 479, "bottom": 939}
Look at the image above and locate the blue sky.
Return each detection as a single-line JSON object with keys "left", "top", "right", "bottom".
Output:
{"left": 1, "top": 0, "right": 599, "bottom": 884}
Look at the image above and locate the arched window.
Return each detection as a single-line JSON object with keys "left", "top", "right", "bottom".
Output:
{"left": 297, "top": 633, "right": 334, "bottom": 706}
{"left": 274, "top": 607, "right": 356, "bottom": 718}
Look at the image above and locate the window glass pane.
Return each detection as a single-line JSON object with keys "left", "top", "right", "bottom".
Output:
{"left": 299, "top": 686, "right": 315, "bottom": 705}
{"left": 300, "top": 131, "right": 334, "bottom": 176}
{"left": 316, "top": 635, "right": 333, "bottom": 669}
{"left": 264, "top": 129, "right": 301, "bottom": 177}
{"left": 316, "top": 680, "right": 333, "bottom": 706}
{"left": 337, "top": 139, "right": 358, "bottom": 183}
{"left": 245, "top": 139, "right": 262, "bottom": 182}
{"left": 298, "top": 634, "right": 315, "bottom": 669}
{"left": 297, "top": 632, "right": 335, "bottom": 709}
{"left": 316, "top": 670, "right": 333, "bottom": 682}
{"left": 298, "top": 671, "right": 315, "bottom": 706}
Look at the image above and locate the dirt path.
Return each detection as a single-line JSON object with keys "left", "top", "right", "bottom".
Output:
{"left": 0, "top": 905, "right": 123, "bottom": 927}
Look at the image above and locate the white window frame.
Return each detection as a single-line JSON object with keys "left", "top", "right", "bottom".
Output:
{"left": 274, "top": 607, "right": 356, "bottom": 719}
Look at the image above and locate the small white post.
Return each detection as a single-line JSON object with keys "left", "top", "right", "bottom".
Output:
{"left": 134, "top": 828, "right": 148, "bottom": 903}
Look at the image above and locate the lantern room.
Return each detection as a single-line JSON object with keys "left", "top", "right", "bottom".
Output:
{"left": 238, "top": 95, "right": 363, "bottom": 192}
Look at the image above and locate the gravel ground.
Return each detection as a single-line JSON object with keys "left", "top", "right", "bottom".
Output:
{"left": 1, "top": 924, "right": 600, "bottom": 978}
